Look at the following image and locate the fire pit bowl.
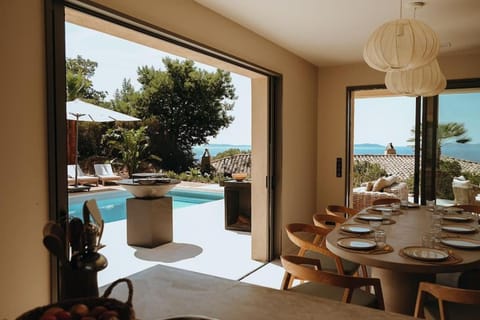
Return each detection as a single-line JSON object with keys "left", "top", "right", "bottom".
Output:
{"left": 118, "top": 178, "right": 181, "bottom": 198}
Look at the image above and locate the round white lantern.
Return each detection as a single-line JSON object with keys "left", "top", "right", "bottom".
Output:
{"left": 385, "top": 59, "right": 446, "bottom": 97}
{"left": 363, "top": 18, "right": 440, "bottom": 72}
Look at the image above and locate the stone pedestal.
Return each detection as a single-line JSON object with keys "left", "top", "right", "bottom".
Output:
{"left": 126, "top": 197, "right": 173, "bottom": 248}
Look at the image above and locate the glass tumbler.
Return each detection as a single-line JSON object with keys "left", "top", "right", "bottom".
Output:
{"left": 374, "top": 229, "right": 386, "bottom": 249}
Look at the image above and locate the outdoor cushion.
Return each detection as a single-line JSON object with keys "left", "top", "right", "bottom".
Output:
{"left": 304, "top": 251, "right": 360, "bottom": 275}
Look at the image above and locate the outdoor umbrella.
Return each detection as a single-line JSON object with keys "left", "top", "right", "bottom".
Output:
{"left": 67, "top": 98, "right": 140, "bottom": 188}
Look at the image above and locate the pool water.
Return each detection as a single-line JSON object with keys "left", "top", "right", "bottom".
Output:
{"left": 68, "top": 189, "right": 224, "bottom": 223}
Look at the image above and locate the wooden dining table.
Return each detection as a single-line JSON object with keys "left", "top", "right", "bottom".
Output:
{"left": 326, "top": 205, "right": 480, "bottom": 316}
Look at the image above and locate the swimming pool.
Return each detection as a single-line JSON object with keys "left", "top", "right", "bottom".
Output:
{"left": 68, "top": 189, "right": 224, "bottom": 223}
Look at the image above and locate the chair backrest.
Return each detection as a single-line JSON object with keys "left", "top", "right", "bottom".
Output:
{"left": 372, "top": 198, "right": 400, "bottom": 206}
{"left": 280, "top": 255, "right": 384, "bottom": 309}
{"left": 94, "top": 163, "right": 114, "bottom": 176}
{"left": 414, "top": 281, "right": 480, "bottom": 320}
{"left": 326, "top": 205, "right": 359, "bottom": 218}
{"left": 313, "top": 213, "right": 346, "bottom": 229}
{"left": 452, "top": 204, "right": 480, "bottom": 214}
{"left": 284, "top": 223, "right": 344, "bottom": 273}
{"left": 67, "top": 164, "right": 85, "bottom": 177}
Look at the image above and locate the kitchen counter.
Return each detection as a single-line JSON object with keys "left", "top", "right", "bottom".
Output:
{"left": 103, "top": 264, "right": 413, "bottom": 320}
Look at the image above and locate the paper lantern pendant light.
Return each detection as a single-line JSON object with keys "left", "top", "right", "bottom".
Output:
{"left": 363, "top": 18, "right": 440, "bottom": 72}
{"left": 385, "top": 59, "right": 446, "bottom": 97}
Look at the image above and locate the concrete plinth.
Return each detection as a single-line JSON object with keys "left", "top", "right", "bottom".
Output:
{"left": 126, "top": 197, "right": 173, "bottom": 248}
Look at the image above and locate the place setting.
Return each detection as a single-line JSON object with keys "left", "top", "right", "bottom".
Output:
{"left": 354, "top": 213, "right": 396, "bottom": 225}
{"left": 336, "top": 228, "right": 393, "bottom": 254}
{"left": 399, "top": 246, "right": 460, "bottom": 264}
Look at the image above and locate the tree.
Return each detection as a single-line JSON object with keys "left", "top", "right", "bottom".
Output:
{"left": 111, "top": 78, "right": 140, "bottom": 118}
{"left": 407, "top": 121, "right": 471, "bottom": 161}
{"left": 137, "top": 58, "right": 236, "bottom": 172}
{"left": 66, "top": 55, "right": 107, "bottom": 102}
{"left": 102, "top": 126, "right": 150, "bottom": 177}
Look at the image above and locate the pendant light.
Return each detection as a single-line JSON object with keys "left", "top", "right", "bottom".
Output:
{"left": 363, "top": 1, "right": 440, "bottom": 72}
{"left": 385, "top": 59, "right": 446, "bottom": 97}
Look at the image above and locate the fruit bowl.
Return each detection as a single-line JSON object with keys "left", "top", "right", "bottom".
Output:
{"left": 232, "top": 172, "right": 248, "bottom": 182}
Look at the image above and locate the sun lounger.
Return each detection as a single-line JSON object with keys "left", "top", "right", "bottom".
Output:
{"left": 94, "top": 163, "right": 122, "bottom": 185}
{"left": 67, "top": 164, "right": 99, "bottom": 186}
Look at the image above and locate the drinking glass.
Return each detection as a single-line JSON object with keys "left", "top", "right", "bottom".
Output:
{"left": 422, "top": 232, "right": 435, "bottom": 248}
{"left": 369, "top": 220, "right": 382, "bottom": 230}
{"left": 374, "top": 230, "right": 386, "bottom": 249}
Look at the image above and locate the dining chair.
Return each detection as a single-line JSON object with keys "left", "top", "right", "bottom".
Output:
{"left": 312, "top": 213, "right": 345, "bottom": 229}
{"left": 414, "top": 281, "right": 480, "bottom": 320}
{"left": 313, "top": 214, "right": 369, "bottom": 278}
{"left": 372, "top": 198, "right": 400, "bottom": 206}
{"left": 284, "top": 223, "right": 361, "bottom": 276}
{"left": 280, "top": 255, "right": 384, "bottom": 310}
{"left": 326, "top": 205, "right": 359, "bottom": 219}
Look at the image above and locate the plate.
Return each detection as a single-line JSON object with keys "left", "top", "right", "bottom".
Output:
{"left": 440, "top": 237, "right": 480, "bottom": 249}
{"left": 403, "top": 202, "right": 420, "bottom": 208}
{"left": 337, "top": 238, "right": 376, "bottom": 250}
{"left": 441, "top": 224, "right": 477, "bottom": 234}
{"left": 371, "top": 206, "right": 398, "bottom": 213}
{"left": 356, "top": 214, "right": 384, "bottom": 221}
{"left": 402, "top": 247, "right": 449, "bottom": 261}
{"left": 340, "top": 224, "right": 374, "bottom": 234}
{"left": 442, "top": 215, "right": 472, "bottom": 222}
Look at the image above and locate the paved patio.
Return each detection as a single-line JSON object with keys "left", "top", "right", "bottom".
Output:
{"left": 83, "top": 184, "right": 285, "bottom": 290}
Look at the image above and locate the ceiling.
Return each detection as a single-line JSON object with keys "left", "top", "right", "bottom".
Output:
{"left": 194, "top": 0, "right": 480, "bottom": 68}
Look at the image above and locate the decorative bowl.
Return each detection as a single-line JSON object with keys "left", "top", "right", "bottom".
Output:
{"left": 232, "top": 172, "right": 247, "bottom": 182}
{"left": 118, "top": 179, "right": 180, "bottom": 198}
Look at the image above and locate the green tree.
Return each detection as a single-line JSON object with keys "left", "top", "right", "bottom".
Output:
{"left": 111, "top": 78, "right": 140, "bottom": 118}
{"left": 137, "top": 58, "right": 236, "bottom": 172}
{"left": 213, "top": 148, "right": 250, "bottom": 160}
{"left": 66, "top": 55, "right": 107, "bottom": 102}
{"left": 103, "top": 126, "right": 150, "bottom": 177}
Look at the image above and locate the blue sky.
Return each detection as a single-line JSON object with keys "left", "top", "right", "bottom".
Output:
{"left": 355, "top": 93, "right": 480, "bottom": 146}
{"left": 65, "top": 22, "right": 252, "bottom": 145}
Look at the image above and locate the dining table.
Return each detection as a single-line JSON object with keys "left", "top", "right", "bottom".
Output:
{"left": 326, "top": 204, "right": 480, "bottom": 316}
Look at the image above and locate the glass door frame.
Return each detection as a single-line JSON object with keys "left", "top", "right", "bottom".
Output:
{"left": 346, "top": 79, "right": 480, "bottom": 209}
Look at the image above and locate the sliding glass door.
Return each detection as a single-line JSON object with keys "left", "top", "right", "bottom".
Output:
{"left": 347, "top": 80, "right": 480, "bottom": 209}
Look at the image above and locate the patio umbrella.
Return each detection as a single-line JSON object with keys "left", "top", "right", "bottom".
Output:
{"left": 67, "top": 99, "right": 140, "bottom": 188}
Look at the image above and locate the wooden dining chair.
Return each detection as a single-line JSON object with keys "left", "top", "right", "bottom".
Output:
{"left": 372, "top": 198, "right": 400, "bottom": 206}
{"left": 313, "top": 214, "right": 369, "bottom": 278}
{"left": 284, "top": 223, "right": 361, "bottom": 276}
{"left": 414, "top": 281, "right": 480, "bottom": 320}
{"left": 326, "top": 205, "right": 359, "bottom": 218}
{"left": 313, "top": 213, "right": 346, "bottom": 229}
{"left": 280, "top": 255, "right": 385, "bottom": 310}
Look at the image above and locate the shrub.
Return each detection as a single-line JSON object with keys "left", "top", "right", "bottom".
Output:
{"left": 213, "top": 148, "right": 250, "bottom": 160}
{"left": 436, "top": 159, "right": 462, "bottom": 200}
{"left": 352, "top": 160, "right": 387, "bottom": 187}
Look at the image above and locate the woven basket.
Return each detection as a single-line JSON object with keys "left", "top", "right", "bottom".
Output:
{"left": 17, "top": 278, "right": 135, "bottom": 320}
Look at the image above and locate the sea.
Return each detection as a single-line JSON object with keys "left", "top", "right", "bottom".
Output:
{"left": 193, "top": 143, "right": 480, "bottom": 163}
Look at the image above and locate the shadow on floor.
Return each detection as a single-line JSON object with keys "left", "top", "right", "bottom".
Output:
{"left": 134, "top": 242, "right": 203, "bottom": 263}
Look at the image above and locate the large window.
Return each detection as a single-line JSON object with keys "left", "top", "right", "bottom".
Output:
{"left": 347, "top": 81, "right": 480, "bottom": 209}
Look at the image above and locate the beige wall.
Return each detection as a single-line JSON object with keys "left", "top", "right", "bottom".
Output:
{"left": 0, "top": 0, "right": 50, "bottom": 317}
{"left": 0, "top": 0, "right": 317, "bottom": 316}
{"left": 316, "top": 53, "right": 480, "bottom": 213}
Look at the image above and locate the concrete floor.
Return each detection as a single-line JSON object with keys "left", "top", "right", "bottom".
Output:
{"left": 92, "top": 186, "right": 285, "bottom": 290}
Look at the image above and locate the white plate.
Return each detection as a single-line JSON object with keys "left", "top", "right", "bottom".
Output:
{"left": 441, "top": 224, "right": 477, "bottom": 234}
{"left": 371, "top": 206, "right": 398, "bottom": 213}
{"left": 440, "top": 237, "right": 480, "bottom": 249}
{"left": 337, "top": 238, "right": 376, "bottom": 250}
{"left": 340, "top": 224, "right": 374, "bottom": 234}
{"left": 402, "top": 247, "right": 449, "bottom": 261}
{"left": 442, "top": 215, "right": 472, "bottom": 222}
{"left": 357, "top": 214, "right": 384, "bottom": 221}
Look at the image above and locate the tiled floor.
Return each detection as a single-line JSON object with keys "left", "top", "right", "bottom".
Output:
{"left": 92, "top": 185, "right": 284, "bottom": 290}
